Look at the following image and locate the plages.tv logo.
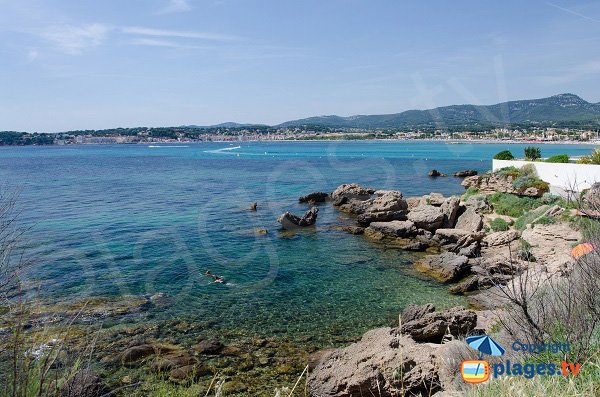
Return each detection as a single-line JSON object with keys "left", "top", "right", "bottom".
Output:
{"left": 461, "top": 335, "right": 582, "bottom": 384}
{"left": 461, "top": 335, "right": 505, "bottom": 384}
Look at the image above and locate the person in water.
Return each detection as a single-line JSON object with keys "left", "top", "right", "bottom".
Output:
{"left": 204, "top": 270, "right": 226, "bottom": 284}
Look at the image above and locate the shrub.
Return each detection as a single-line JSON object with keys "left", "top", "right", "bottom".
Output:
{"left": 524, "top": 146, "right": 541, "bottom": 161}
{"left": 462, "top": 187, "right": 480, "bottom": 201}
{"left": 488, "top": 192, "right": 541, "bottom": 217}
{"left": 520, "top": 163, "right": 537, "bottom": 178}
{"left": 576, "top": 149, "right": 600, "bottom": 165}
{"left": 490, "top": 218, "right": 510, "bottom": 232}
{"left": 493, "top": 150, "right": 514, "bottom": 160}
{"left": 495, "top": 166, "right": 521, "bottom": 178}
{"left": 540, "top": 193, "right": 561, "bottom": 205}
{"left": 545, "top": 154, "right": 569, "bottom": 163}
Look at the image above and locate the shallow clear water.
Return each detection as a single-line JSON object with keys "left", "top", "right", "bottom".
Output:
{"left": 0, "top": 141, "right": 595, "bottom": 342}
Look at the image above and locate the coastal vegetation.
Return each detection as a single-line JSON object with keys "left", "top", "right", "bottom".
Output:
{"left": 493, "top": 150, "right": 514, "bottom": 160}
{"left": 577, "top": 148, "right": 600, "bottom": 164}
{"left": 524, "top": 146, "right": 542, "bottom": 161}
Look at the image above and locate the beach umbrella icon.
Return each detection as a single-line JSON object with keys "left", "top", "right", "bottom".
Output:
{"left": 466, "top": 335, "right": 505, "bottom": 358}
{"left": 571, "top": 242, "right": 596, "bottom": 258}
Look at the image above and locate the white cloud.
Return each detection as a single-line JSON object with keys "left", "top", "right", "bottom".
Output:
{"left": 158, "top": 0, "right": 192, "bottom": 14}
{"left": 26, "top": 48, "right": 39, "bottom": 62}
{"left": 122, "top": 26, "right": 239, "bottom": 42}
{"left": 129, "top": 38, "right": 211, "bottom": 49}
{"left": 40, "top": 23, "right": 109, "bottom": 54}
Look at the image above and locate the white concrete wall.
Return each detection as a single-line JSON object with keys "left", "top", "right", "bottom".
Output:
{"left": 492, "top": 159, "right": 600, "bottom": 193}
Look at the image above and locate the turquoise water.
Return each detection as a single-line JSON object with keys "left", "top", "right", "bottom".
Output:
{"left": 0, "top": 141, "right": 595, "bottom": 342}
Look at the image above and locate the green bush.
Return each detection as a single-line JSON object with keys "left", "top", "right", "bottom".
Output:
{"left": 488, "top": 192, "right": 541, "bottom": 217}
{"left": 493, "top": 150, "right": 514, "bottom": 160}
{"left": 524, "top": 146, "right": 541, "bottom": 160}
{"left": 540, "top": 193, "right": 561, "bottom": 205}
{"left": 490, "top": 218, "right": 510, "bottom": 232}
{"left": 495, "top": 166, "right": 521, "bottom": 178}
{"left": 545, "top": 154, "right": 569, "bottom": 163}
{"left": 462, "top": 187, "right": 480, "bottom": 201}
{"left": 577, "top": 149, "right": 600, "bottom": 165}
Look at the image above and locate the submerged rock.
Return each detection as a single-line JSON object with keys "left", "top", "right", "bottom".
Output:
{"left": 193, "top": 339, "right": 224, "bottom": 354}
{"left": 119, "top": 344, "right": 155, "bottom": 364}
{"left": 277, "top": 207, "right": 319, "bottom": 229}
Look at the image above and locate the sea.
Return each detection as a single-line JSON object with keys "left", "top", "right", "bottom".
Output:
{"left": 0, "top": 140, "right": 595, "bottom": 346}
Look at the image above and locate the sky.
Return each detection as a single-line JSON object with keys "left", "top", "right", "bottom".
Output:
{"left": 1, "top": 0, "right": 600, "bottom": 132}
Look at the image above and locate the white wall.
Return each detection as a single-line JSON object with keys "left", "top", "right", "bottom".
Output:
{"left": 492, "top": 159, "right": 600, "bottom": 194}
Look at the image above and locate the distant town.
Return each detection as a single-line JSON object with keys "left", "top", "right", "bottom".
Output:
{"left": 1, "top": 125, "right": 600, "bottom": 146}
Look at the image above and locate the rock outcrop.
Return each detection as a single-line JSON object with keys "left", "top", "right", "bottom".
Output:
{"left": 455, "top": 207, "right": 483, "bottom": 232}
{"left": 299, "top": 192, "right": 329, "bottom": 204}
{"left": 414, "top": 252, "right": 470, "bottom": 282}
{"left": 365, "top": 220, "right": 418, "bottom": 238}
{"left": 454, "top": 170, "right": 478, "bottom": 177}
{"left": 462, "top": 174, "right": 546, "bottom": 198}
{"left": 400, "top": 306, "right": 477, "bottom": 342}
{"left": 331, "top": 183, "right": 373, "bottom": 205}
{"left": 428, "top": 169, "right": 447, "bottom": 177}
{"left": 277, "top": 207, "right": 319, "bottom": 229}
{"left": 407, "top": 205, "right": 444, "bottom": 232}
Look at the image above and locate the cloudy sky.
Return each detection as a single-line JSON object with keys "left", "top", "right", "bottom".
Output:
{"left": 1, "top": 0, "right": 600, "bottom": 132}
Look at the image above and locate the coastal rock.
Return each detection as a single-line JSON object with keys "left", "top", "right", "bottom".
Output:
{"left": 193, "top": 339, "right": 224, "bottom": 354}
{"left": 299, "top": 192, "right": 329, "bottom": 204}
{"left": 521, "top": 223, "right": 580, "bottom": 273}
{"left": 440, "top": 196, "right": 460, "bottom": 228}
{"left": 427, "top": 193, "right": 446, "bottom": 206}
{"left": 433, "top": 228, "right": 470, "bottom": 246}
{"left": 249, "top": 202, "right": 257, "bottom": 211}
{"left": 308, "top": 327, "right": 441, "bottom": 397}
{"left": 461, "top": 174, "right": 545, "bottom": 198}
{"left": 414, "top": 252, "right": 470, "bottom": 282}
{"left": 400, "top": 303, "right": 435, "bottom": 323}
{"left": 119, "top": 344, "right": 155, "bottom": 364}
{"left": 455, "top": 208, "right": 483, "bottom": 232}
{"left": 169, "top": 365, "right": 210, "bottom": 383}
{"left": 400, "top": 306, "right": 477, "bottom": 342}
{"left": 407, "top": 205, "right": 444, "bottom": 232}
{"left": 366, "top": 220, "right": 418, "bottom": 238}
{"left": 331, "top": 183, "right": 373, "bottom": 204}
{"left": 60, "top": 369, "right": 113, "bottom": 397}
{"left": 406, "top": 196, "right": 427, "bottom": 209}
{"left": 464, "top": 194, "right": 492, "bottom": 214}
{"left": 400, "top": 241, "right": 429, "bottom": 251}
{"left": 277, "top": 207, "right": 319, "bottom": 229}
{"left": 356, "top": 211, "right": 407, "bottom": 226}
{"left": 483, "top": 230, "right": 520, "bottom": 247}
{"left": 454, "top": 170, "right": 478, "bottom": 177}
{"left": 428, "top": 169, "right": 447, "bottom": 177}
{"left": 150, "top": 352, "right": 198, "bottom": 373}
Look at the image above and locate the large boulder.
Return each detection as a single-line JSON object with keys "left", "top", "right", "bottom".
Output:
{"left": 307, "top": 327, "right": 442, "bottom": 397}
{"left": 521, "top": 223, "right": 580, "bottom": 273}
{"left": 366, "top": 220, "right": 418, "bottom": 238}
{"left": 355, "top": 191, "right": 409, "bottom": 225}
{"left": 299, "top": 192, "right": 328, "bottom": 204}
{"left": 433, "top": 228, "right": 470, "bottom": 246}
{"left": 483, "top": 230, "right": 520, "bottom": 247}
{"left": 407, "top": 205, "right": 444, "bottom": 232}
{"left": 464, "top": 194, "right": 492, "bottom": 214}
{"left": 455, "top": 207, "right": 483, "bottom": 232}
{"left": 400, "top": 306, "right": 477, "bottom": 342}
{"left": 462, "top": 174, "right": 546, "bottom": 198}
{"left": 440, "top": 196, "right": 460, "bottom": 228}
{"left": 277, "top": 207, "right": 319, "bottom": 229}
{"left": 427, "top": 192, "right": 446, "bottom": 206}
{"left": 414, "top": 252, "right": 470, "bottom": 282}
{"left": 400, "top": 303, "right": 435, "bottom": 323}
{"left": 331, "top": 183, "right": 373, "bottom": 205}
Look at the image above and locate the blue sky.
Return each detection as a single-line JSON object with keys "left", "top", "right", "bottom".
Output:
{"left": 1, "top": 0, "right": 600, "bottom": 132}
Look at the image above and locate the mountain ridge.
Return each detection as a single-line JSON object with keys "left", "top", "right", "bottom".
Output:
{"left": 276, "top": 93, "right": 600, "bottom": 129}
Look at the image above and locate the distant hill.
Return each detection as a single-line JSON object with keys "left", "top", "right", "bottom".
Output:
{"left": 277, "top": 94, "right": 600, "bottom": 129}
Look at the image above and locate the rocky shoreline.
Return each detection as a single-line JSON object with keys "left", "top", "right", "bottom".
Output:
{"left": 290, "top": 177, "right": 582, "bottom": 396}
